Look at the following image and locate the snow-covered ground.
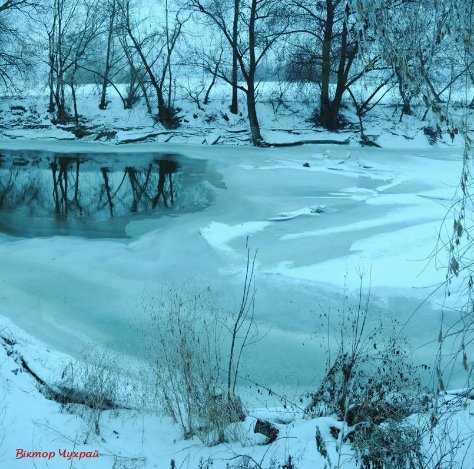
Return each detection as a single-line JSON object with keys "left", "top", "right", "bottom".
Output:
{"left": 0, "top": 137, "right": 472, "bottom": 467}
{"left": 0, "top": 81, "right": 468, "bottom": 148}
{"left": 3, "top": 314, "right": 471, "bottom": 469}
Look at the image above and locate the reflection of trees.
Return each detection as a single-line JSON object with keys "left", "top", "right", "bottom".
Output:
{"left": 127, "top": 165, "right": 152, "bottom": 213}
{"left": 98, "top": 159, "right": 179, "bottom": 215}
{"left": 0, "top": 168, "right": 18, "bottom": 207}
{"left": 51, "top": 157, "right": 83, "bottom": 219}
{"left": 152, "top": 160, "right": 178, "bottom": 208}
{"left": 0, "top": 168, "right": 44, "bottom": 211}
{"left": 100, "top": 167, "right": 115, "bottom": 217}
{"left": 0, "top": 156, "right": 181, "bottom": 222}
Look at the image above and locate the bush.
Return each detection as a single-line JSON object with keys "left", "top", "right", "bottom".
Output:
{"left": 305, "top": 282, "right": 433, "bottom": 467}
{"left": 156, "top": 106, "right": 181, "bottom": 129}
{"left": 148, "top": 250, "right": 257, "bottom": 445}
{"left": 351, "top": 419, "right": 424, "bottom": 468}
{"left": 306, "top": 316, "right": 430, "bottom": 424}
{"left": 57, "top": 346, "right": 120, "bottom": 442}
{"left": 149, "top": 291, "right": 245, "bottom": 444}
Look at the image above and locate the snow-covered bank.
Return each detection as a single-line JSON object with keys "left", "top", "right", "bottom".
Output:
{"left": 1, "top": 309, "right": 473, "bottom": 468}
{"left": 0, "top": 83, "right": 467, "bottom": 149}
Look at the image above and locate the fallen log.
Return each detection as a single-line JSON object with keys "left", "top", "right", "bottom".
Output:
{"left": 268, "top": 138, "right": 351, "bottom": 147}
{"left": 254, "top": 418, "right": 279, "bottom": 443}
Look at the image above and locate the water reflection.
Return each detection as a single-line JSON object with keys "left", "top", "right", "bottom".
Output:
{"left": 0, "top": 151, "right": 209, "bottom": 238}
{"left": 51, "top": 157, "right": 84, "bottom": 219}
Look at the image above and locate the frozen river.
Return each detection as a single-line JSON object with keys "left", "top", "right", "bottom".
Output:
{"left": 0, "top": 140, "right": 465, "bottom": 387}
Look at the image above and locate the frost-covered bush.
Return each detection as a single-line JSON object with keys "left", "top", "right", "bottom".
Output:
{"left": 306, "top": 312, "right": 430, "bottom": 424}
{"left": 57, "top": 346, "right": 121, "bottom": 441}
{"left": 351, "top": 419, "right": 424, "bottom": 469}
{"left": 148, "top": 291, "right": 246, "bottom": 445}
{"left": 305, "top": 285, "right": 433, "bottom": 467}
{"left": 148, "top": 251, "right": 257, "bottom": 445}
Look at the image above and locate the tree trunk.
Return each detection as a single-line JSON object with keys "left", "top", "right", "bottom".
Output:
{"left": 125, "top": 18, "right": 173, "bottom": 127}
{"left": 99, "top": 0, "right": 115, "bottom": 110}
{"left": 319, "top": 0, "right": 335, "bottom": 128}
{"left": 55, "top": 0, "right": 68, "bottom": 124}
{"left": 204, "top": 72, "right": 217, "bottom": 105}
{"left": 246, "top": 0, "right": 264, "bottom": 146}
{"left": 48, "top": 0, "right": 59, "bottom": 113}
{"left": 157, "top": 90, "right": 175, "bottom": 128}
{"left": 246, "top": 87, "right": 264, "bottom": 146}
{"left": 318, "top": 2, "right": 356, "bottom": 131}
{"left": 395, "top": 67, "right": 412, "bottom": 119}
{"left": 48, "top": 31, "right": 56, "bottom": 113}
{"left": 71, "top": 79, "right": 78, "bottom": 126}
{"left": 230, "top": 0, "right": 240, "bottom": 114}
{"left": 55, "top": 76, "right": 68, "bottom": 124}
{"left": 204, "top": 50, "right": 222, "bottom": 105}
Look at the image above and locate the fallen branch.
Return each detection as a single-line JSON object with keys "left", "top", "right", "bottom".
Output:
{"left": 0, "top": 335, "right": 124, "bottom": 411}
{"left": 268, "top": 138, "right": 351, "bottom": 147}
{"left": 117, "top": 131, "right": 165, "bottom": 144}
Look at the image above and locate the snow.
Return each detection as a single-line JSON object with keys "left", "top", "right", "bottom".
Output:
{"left": 1, "top": 0, "right": 474, "bottom": 463}
{"left": 270, "top": 221, "right": 443, "bottom": 290}
{"left": 0, "top": 315, "right": 340, "bottom": 468}
{"left": 0, "top": 80, "right": 469, "bottom": 149}
{"left": 1, "top": 318, "right": 472, "bottom": 468}
{"left": 0, "top": 128, "right": 77, "bottom": 140}
{"left": 201, "top": 221, "right": 272, "bottom": 252}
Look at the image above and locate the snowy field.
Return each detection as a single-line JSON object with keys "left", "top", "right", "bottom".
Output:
{"left": 0, "top": 138, "right": 472, "bottom": 468}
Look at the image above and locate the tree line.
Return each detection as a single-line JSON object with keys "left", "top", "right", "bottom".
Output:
{"left": 0, "top": 0, "right": 472, "bottom": 146}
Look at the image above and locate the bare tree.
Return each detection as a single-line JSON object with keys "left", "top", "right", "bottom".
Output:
{"left": 99, "top": 0, "right": 117, "bottom": 109}
{"left": 47, "top": 0, "right": 102, "bottom": 124}
{"left": 353, "top": 0, "right": 474, "bottom": 392}
{"left": 180, "top": 32, "right": 224, "bottom": 108}
{"left": 288, "top": 0, "right": 372, "bottom": 130}
{"left": 116, "top": 30, "right": 151, "bottom": 111}
{"left": 230, "top": 0, "right": 239, "bottom": 114}
{"left": 116, "top": 0, "right": 188, "bottom": 128}
{"left": 0, "top": 0, "right": 40, "bottom": 89}
{"left": 64, "top": 0, "right": 132, "bottom": 111}
{"left": 376, "top": 0, "right": 457, "bottom": 121}
{"left": 191, "top": 0, "right": 289, "bottom": 146}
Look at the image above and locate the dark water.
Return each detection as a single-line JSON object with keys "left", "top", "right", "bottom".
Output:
{"left": 0, "top": 150, "right": 212, "bottom": 238}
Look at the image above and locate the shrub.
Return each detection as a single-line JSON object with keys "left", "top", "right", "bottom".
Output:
{"left": 148, "top": 250, "right": 257, "bottom": 445}
{"left": 305, "top": 282, "right": 433, "bottom": 467}
{"left": 306, "top": 315, "right": 430, "bottom": 424}
{"left": 351, "top": 419, "right": 424, "bottom": 469}
{"left": 149, "top": 291, "right": 245, "bottom": 444}
{"left": 57, "top": 346, "right": 120, "bottom": 442}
